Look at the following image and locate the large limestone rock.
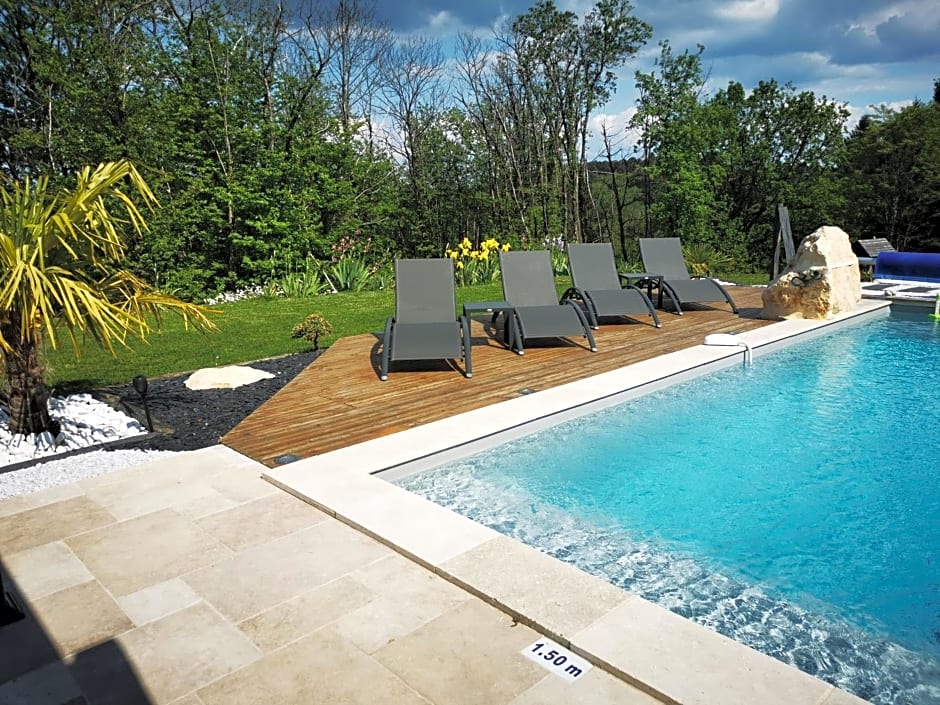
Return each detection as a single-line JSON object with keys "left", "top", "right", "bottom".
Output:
{"left": 761, "top": 226, "right": 861, "bottom": 320}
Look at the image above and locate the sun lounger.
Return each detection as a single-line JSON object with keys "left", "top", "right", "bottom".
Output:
{"left": 380, "top": 258, "right": 472, "bottom": 380}
{"left": 563, "top": 242, "right": 660, "bottom": 328}
{"left": 638, "top": 238, "right": 739, "bottom": 315}
{"left": 499, "top": 250, "right": 597, "bottom": 354}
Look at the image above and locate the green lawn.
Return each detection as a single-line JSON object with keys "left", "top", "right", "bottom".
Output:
{"left": 40, "top": 272, "right": 763, "bottom": 390}
{"left": 43, "top": 282, "right": 505, "bottom": 389}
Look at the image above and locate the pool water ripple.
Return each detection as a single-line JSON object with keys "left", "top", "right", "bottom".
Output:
{"left": 398, "top": 313, "right": 940, "bottom": 705}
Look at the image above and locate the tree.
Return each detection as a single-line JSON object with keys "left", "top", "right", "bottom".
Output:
{"left": 842, "top": 101, "right": 940, "bottom": 251}
{"left": 632, "top": 43, "right": 848, "bottom": 269}
{"left": 0, "top": 160, "right": 215, "bottom": 435}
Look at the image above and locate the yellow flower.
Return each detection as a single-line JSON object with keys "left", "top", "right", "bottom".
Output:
{"left": 456, "top": 261, "right": 464, "bottom": 269}
{"left": 484, "top": 238, "right": 499, "bottom": 251}
{"left": 460, "top": 237, "right": 473, "bottom": 249}
{"left": 501, "top": 243, "right": 512, "bottom": 251}
{"left": 480, "top": 249, "right": 489, "bottom": 260}
{"left": 447, "top": 250, "right": 458, "bottom": 260}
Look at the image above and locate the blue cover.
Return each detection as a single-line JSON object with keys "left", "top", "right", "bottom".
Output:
{"left": 874, "top": 251, "right": 940, "bottom": 283}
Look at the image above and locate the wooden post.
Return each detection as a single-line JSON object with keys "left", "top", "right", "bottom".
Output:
{"left": 772, "top": 204, "right": 795, "bottom": 280}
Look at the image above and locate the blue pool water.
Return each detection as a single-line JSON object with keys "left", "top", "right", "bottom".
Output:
{"left": 398, "top": 311, "right": 940, "bottom": 705}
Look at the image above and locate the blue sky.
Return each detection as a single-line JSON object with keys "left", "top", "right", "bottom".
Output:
{"left": 368, "top": 0, "right": 939, "bottom": 155}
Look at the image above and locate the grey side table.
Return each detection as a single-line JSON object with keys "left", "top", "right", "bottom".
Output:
{"left": 462, "top": 300, "right": 519, "bottom": 352}
{"left": 619, "top": 272, "right": 665, "bottom": 308}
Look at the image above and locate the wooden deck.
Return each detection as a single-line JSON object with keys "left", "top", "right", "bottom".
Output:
{"left": 222, "top": 287, "right": 771, "bottom": 467}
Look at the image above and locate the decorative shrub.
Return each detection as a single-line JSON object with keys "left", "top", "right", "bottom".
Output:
{"left": 683, "top": 243, "right": 735, "bottom": 277}
{"left": 290, "top": 313, "right": 334, "bottom": 351}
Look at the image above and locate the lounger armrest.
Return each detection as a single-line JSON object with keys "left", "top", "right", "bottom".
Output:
{"left": 560, "top": 286, "right": 585, "bottom": 302}
{"left": 561, "top": 287, "right": 598, "bottom": 328}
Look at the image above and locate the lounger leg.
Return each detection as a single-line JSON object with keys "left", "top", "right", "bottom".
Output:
{"left": 712, "top": 281, "right": 739, "bottom": 314}
{"left": 660, "top": 283, "right": 683, "bottom": 315}
{"left": 567, "top": 302, "right": 598, "bottom": 352}
{"left": 460, "top": 316, "right": 473, "bottom": 378}
{"left": 510, "top": 312, "right": 524, "bottom": 355}
{"left": 380, "top": 317, "right": 393, "bottom": 380}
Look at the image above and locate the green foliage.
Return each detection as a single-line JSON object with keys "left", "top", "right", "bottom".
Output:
{"left": 327, "top": 257, "right": 372, "bottom": 292}
{"left": 632, "top": 43, "right": 849, "bottom": 270}
{"left": 683, "top": 244, "right": 735, "bottom": 276}
{"left": 0, "top": 0, "right": 933, "bottom": 292}
{"left": 841, "top": 102, "right": 940, "bottom": 251}
{"left": 0, "top": 160, "right": 215, "bottom": 433}
{"left": 290, "top": 314, "right": 334, "bottom": 351}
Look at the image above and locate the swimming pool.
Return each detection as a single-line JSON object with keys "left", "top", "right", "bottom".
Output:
{"left": 397, "top": 311, "right": 940, "bottom": 705}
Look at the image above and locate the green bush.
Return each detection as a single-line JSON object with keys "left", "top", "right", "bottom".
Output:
{"left": 290, "top": 313, "right": 335, "bottom": 351}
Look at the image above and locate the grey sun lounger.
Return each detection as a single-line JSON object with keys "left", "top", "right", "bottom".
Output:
{"left": 563, "top": 242, "right": 661, "bottom": 328}
{"left": 499, "top": 250, "right": 597, "bottom": 355}
{"left": 638, "top": 237, "right": 739, "bottom": 315}
{"left": 380, "top": 258, "right": 472, "bottom": 380}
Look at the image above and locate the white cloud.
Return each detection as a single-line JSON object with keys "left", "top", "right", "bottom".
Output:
{"left": 588, "top": 108, "right": 642, "bottom": 158}
{"left": 715, "top": 0, "right": 780, "bottom": 23}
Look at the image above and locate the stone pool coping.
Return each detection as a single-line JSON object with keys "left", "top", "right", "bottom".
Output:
{"left": 266, "top": 300, "right": 889, "bottom": 705}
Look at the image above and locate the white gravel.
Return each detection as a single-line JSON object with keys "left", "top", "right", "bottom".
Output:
{"left": 1, "top": 394, "right": 181, "bottom": 501}
{"left": 0, "top": 448, "right": 179, "bottom": 501}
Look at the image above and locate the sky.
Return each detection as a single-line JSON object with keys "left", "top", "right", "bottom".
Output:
{"left": 367, "top": 0, "right": 940, "bottom": 156}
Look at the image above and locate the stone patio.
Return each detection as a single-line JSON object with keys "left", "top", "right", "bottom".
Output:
{"left": 0, "top": 445, "right": 660, "bottom": 705}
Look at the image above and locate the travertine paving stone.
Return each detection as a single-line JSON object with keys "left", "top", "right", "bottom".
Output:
{"left": 4, "top": 540, "right": 93, "bottom": 599}
{"left": 374, "top": 599, "right": 546, "bottom": 705}
{"left": 87, "top": 602, "right": 260, "bottom": 704}
{"left": 335, "top": 553, "right": 472, "bottom": 653}
{"left": 0, "top": 482, "right": 83, "bottom": 519}
{"left": 576, "top": 598, "right": 832, "bottom": 705}
{"left": 117, "top": 578, "right": 203, "bottom": 627}
{"left": 0, "top": 495, "right": 114, "bottom": 554}
{"left": 66, "top": 508, "right": 233, "bottom": 597}
{"left": 509, "top": 668, "right": 664, "bottom": 705}
{"left": 195, "top": 491, "right": 327, "bottom": 551}
{"left": 0, "top": 660, "right": 84, "bottom": 705}
{"left": 80, "top": 454, "right": 275, "bottom": 522}
{"left": 442, "top": 535, "right": 630, "bottom": 637}
{"left": 183, "top": 519, "right": 388, "bottom": 622}
{"left": 0, "top": 598, "right": 60, "bottom": 683}
{"left": 197, "top": 627, "right": 430, "bottom": 705}
{"left": 31, "top": 580, "right": 133, "bottom": 656}
{"left": 238, "top": 576, "right": 375, "bottom": 652}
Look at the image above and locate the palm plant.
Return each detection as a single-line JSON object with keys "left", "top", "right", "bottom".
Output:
{"left": 0, "top": 160, "right": 216, "bottom": 436}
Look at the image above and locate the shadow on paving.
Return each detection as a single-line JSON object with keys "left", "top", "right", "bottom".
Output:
{"left": 1, "top": 562, "right": 153, "bottom": 704}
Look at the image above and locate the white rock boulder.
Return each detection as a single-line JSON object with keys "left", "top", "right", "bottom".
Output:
{"left": 762, "top": 226, "right": 861, "bottom": 320}
{"left": 185, "top": 365, "right": 274, "bottom": 390}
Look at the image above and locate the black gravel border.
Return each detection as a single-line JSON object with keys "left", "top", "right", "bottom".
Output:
{"left": 92, "top": 351, "right": 322, "bottom": 453}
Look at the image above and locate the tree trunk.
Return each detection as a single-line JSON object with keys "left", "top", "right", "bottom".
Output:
{"left": 1, "top": 318, "right": 54, "bottom": 436}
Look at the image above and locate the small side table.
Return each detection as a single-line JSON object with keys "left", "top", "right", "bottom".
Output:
{"left": 463, "top": 300, "right": 519, "bottom": 352}
{"left": 619, "top": 272, "right": 665, "bottom": 308}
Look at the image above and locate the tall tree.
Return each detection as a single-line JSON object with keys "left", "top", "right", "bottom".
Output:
{"left": 842, "top": 101, "right": 940, "bottom": 252}
{"left": 507, "top": 0, "right": 650, "bottom": 243}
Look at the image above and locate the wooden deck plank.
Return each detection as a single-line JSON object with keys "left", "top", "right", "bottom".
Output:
{"left": 222, "top": 287, "right": 771, "bottom": 467}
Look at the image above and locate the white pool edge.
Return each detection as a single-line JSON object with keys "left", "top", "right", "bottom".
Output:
{"left": 265, "top": 302, "right": 887, "bottom": 705}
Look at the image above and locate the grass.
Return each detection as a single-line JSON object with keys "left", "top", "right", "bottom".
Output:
{"left": 39, "top": 271, "right": 762, "bottom": 390}
{"left": 42, "top": 282, "right": 505, "bottom": 389}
